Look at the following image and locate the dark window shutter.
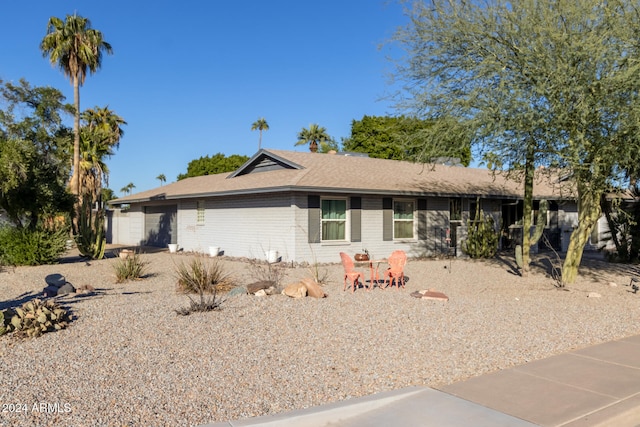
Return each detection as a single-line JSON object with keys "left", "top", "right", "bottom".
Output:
{"left": 351, "top": 197, "right": 361, "bottom": 242}
{"left": 308, "top": 195, "right": 321, "bottom": 243}
{"left": 383, "top": 197, "right": 393, "bottom": 241}
{"left": 417, "top": 198, "right": 427, "bottom": 240}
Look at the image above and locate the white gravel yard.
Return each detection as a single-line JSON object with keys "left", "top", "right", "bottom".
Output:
{"left": 1, "top": 248, "right": 640, "bottom": 426}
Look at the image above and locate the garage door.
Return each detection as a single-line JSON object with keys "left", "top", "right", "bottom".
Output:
{"left": 144, "top": 205, "right": 177, "bottom": 247}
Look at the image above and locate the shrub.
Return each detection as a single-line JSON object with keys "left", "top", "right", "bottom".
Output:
{"left": 6, "top": 299, "right": 71, "bottom": 338}
{"left": 174, "top": 256, "right": 232, "bottom": 315}
{"left": 113, "top": 251, "right": 149, "bottom": 283}
{"left": 0, "top": 226, "right": 68, "bottom": 266}
{"left": 247, "top": 258, "right": 287, "bottom": 291}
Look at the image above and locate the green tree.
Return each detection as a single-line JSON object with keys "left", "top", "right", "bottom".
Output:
{"left": 295, "top": 124, "right": 332, "bottom": 153}
{"left": 0, "top": 79, "right": 74, "bottom": 229}
{"left": 156, "top": 173, "right": 167, "bottom": 186}
{"left": 177, "top": 153, "right": 249, "bottom": 180}
{"left": 251, "top": 118, "right": 269, "bottom": 150}
{"left": 343, "top": 115, "right": 471, "bottom": 164}
{"left": 391, "top": 0, "right": 640, "bottom": 284}
{"left": 41, "top": 13, "right": 113, "bottom": 203}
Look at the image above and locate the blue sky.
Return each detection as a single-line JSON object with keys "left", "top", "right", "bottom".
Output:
{"left": 0, "top": 1, "right": 408, "bottom": 194}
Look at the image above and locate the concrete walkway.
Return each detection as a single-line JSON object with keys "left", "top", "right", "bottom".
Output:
{"left": 205, "top": 334, "right": 640, "bottom": 427}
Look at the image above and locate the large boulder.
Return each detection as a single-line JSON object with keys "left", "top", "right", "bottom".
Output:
{"left": 300, "top": 278, "right": 327, "bottom": 298}
{"left": 282, "top": 282, "right": 307, "bottom": 298}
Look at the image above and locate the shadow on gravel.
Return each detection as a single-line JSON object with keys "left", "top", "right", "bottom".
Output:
{"left": 57, "top": 245, "right": 167, "bottom": 265}
{"left": 0, "top": 291, "right": 41, "bottom": 310}
{"left": 494, "top": 253, "right": 520, "bottom": 276}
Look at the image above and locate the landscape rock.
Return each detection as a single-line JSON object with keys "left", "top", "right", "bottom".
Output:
{"left": 587, "top": 292, "right": 602, "bottom": 298}
{"left": 411, "top": 289, "right": 449, "bottom": 301}
{"left": 227, "top": 286, "right": 247, "bottom": 297}
{"left": 43, "top": 286, "right": 59, "bottom": 297}
{"left": 76, "top": 284, "right": 96, "bottom": 294}
{"left": 300, "top": 278, "right": 327, "bottom": 298}
{"left": 282, "top": 282, "right": 307, "bottom": 298}
{"left": 247, "top": 281, "right": 276, "bottom": 294}
{"left": 254, "top": 289, "right": 268, "bottom": 297}
{"left": 56, "top": 283, "right": 76, "bottom": 295}
{"left": 608, "top": 282, "right": 617, "bottom": 287}
{"left": 45, "top": 273, "right": 66, "bottom": 288}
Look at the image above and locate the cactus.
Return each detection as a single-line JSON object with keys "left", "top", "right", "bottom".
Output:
{"left": 462, "top": 207, "right": 499, "bottom": 258}
{"left": 515, "top": 244, "right": 523, "bottom": 270}
{"left": 75, "top": 196, "right": 106, "bottom": 260}
{"left": 0, "top": 310, "right": 7, "bottom": 336}
{"left": 8, "top": 299, "right": 71, "bottom": 338}
{"left": 514, "top": 199, "right": 548, "bottom": 272}
{"left": 530, "top": 199, "right": 549, "bottom": 247}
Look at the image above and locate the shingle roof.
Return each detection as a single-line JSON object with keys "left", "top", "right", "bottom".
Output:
{"left": 110, "top": 149, "right": 574, "bottom": 205}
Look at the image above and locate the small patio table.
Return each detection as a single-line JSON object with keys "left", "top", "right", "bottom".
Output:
{"left": 355, "top": 259, "right": 388, "bottom": 290}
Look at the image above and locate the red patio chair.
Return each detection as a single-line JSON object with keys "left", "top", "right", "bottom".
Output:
{"left": 340, "top": 252, "right": 365, "bottom": 293}
{"left": 384, "top": 250, "right": 407, "bottom": 290}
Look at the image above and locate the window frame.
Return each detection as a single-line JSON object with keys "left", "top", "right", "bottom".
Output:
{"left": 393, "top": 199, "right": 416, "bottom": 240}
{"left": 320, "top": 197, "right": 349, "bottom": 242}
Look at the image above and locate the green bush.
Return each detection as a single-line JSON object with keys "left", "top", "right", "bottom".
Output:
{"left": 113, "top": 251, "right": 149, "bottom": 283}
{"left": 462, "top": 209, "right": 499, "bottom": 258}
{"left": 0, "top": 226, "right": 68, "bottom": 266}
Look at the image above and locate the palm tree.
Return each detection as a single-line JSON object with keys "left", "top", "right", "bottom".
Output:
{"left": 251, "top": 118, "right": 269, "bottom": 150}
{"left": 79, "top": 107, "right": 126, "bottom": 204}
{"left": 295, "top": 124, "right": 331, "bottom": 153}
{"left": 156, "top": 174, "right": 167, "bottom": 186}
{"left": 41, "top": 14, "right": 113, "bottom": 201}
{"left": 120, "top": 182, "right": 135, "bottom": 195}
{"left": 82, "top": 106, "right": 126, "bottom": 150}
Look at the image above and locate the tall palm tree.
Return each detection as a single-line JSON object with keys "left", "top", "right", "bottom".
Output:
{"left": 41, "top": 14, "right": 113, "bottom": 201}
{"left": 251, "top": 118, "right": 269, "bottom": 150}
{"left": 156, "top": 174, "right": 167, "bottom": 186}
{"left": 296, "top": 124, "right": 331, "bottom": 153}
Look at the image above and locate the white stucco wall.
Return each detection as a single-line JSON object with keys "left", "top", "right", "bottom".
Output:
{"left": 177, "top": 193, "right": 297, "bottom": 261}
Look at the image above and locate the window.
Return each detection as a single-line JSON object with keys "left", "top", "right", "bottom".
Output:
{"left": 321, "top": 199, "right": 346, "bottom": 241}
{"left": 394, "top": 200, "right": 415, "bottom": 239}
{"left": 196, "top": 200, "right": 205, "bottom": 225}
{"left": 469, "top": 199, "right": 478, "bottom": 222}
{"left": 450, "top": 198, "right": 462, "bottom": 221}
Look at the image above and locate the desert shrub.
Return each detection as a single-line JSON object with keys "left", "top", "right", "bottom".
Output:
{"left": 462, "top": 209, "right": 499, "bottom": 258}
{"left": 0, "top": 226, "right": 68, "bottom": 266}
{"left": 113, "top": 251, "right": 149, "bottom": 283}
{"left": 174, "top": 256, "right": 232, "bottom": 315}
{"left": 247, "top": 258, "right": 287, "bottom": 291}
{"left": 6, "top": 299, "right": 71, "bottom": 338}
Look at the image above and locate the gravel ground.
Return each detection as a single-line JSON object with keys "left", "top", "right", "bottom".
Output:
{"left": 1, "top": 247, "right": 640, "bottom": 426}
